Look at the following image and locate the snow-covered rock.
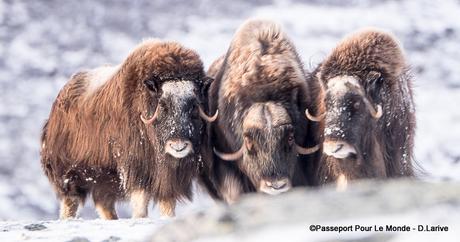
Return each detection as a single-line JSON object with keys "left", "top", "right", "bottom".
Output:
{"left": 1, "top": 180, "right": 458, "bottom": 242}
{"left": 151, "top": 179, "right": 460, "bottom": 242}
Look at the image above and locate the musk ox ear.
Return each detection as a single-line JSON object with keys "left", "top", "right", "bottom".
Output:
{"left": 144, "top": 76, "right": 160, "bottom": 93}
{"left": 366, "top": 70, "right": 384, "bottom": 93}
{"left": 200, "top": 76, "right": 214, "bottom": 97}
{"left": 292, "top": 86, "right": 308, "bottom": 116}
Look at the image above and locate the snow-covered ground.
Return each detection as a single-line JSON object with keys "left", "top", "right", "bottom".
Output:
{"left": 0, "top": 0, "right": 459, "bottom": 241}
{"left": 193, "top": 205, "right": 460, "bottom": 242}
{"left": 0, "top": 219, "right": 160, "bottom": 242}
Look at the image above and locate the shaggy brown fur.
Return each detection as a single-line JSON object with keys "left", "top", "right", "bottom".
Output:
{"left": 201, "top": 19, "right": 321, "bottom": 202}
{"left": 41, "top": 40, "right": 209, "bottom": 219}
{"left": 312, "top": 29, "right": 416, "bottom": 184}
{"left": 207, "top": 55, "right": 225, "bottom": 80}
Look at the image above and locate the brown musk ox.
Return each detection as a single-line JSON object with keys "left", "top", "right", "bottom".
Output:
{"left": 306, "top": 29, "right": 416, "bottom": 186}
{"left": 202, "top": 19, "right": 320, "bottom": 203}
{"left": 40, "top": 39, "right": 217, "bottom": 219}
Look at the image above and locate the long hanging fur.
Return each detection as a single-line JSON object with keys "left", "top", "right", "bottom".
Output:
{"left": 201, "top": 19, "right": 322, "bottom": 201}
{"left": 41, "top": 40, "right": 208, "bottom": 217}
{"left": 313, "top": 29, "right": 416, "bottom": 183}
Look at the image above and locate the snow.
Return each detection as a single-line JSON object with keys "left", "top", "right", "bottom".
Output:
{"left": 0, "top": 0, "right": 459, "bottom": 240}
{"left": 0, "top": 219, "right": 162, "bottom": 242}
{"left": 161, "top": 81, "right": 195, "bottom": 99}
{"left": 85, "top": 65, "right": 120, "bottom": 97}
{"left": 193, "top": 205, "right": 460, "bottom": 242}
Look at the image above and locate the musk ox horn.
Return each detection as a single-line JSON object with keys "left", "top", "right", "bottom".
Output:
{"left": 213, "top": 146, "right": 244, "bottom": 161}
{"left": 140, "top": 105, "right": 160, "bottom": 125}
{"left": 305, "top": 109, "right": 326, "bottom": 122}
{"left": 363, "top": 98, "right": 383, "bottom": 119}
{"left": 295, "top": 143, "right": 319, "bottom": 155}
{"left": 198, "top": 105, "right": 218, "bottom": 122}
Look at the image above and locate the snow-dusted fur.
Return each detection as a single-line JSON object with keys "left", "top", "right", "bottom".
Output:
{"left": 202, "top": 19, "right": 322, "bottom": 202}
{"left": 313, "top": 29, "right": 416, "bottom": 184}
{"left": 40, "top": 40, "right": 210, "bottom": 219}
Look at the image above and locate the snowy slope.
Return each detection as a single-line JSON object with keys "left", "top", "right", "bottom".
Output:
{"left": 0, "top": 219, "right": 160, "bottom": 242}
{"left": 2, "top": 180, "right": 459, "bottom": 242}
{"left": 0, "top": 0, "right": 459, "bottom": 238}
{"left": 153, "top": 180, "right": 460, "bottom": 242}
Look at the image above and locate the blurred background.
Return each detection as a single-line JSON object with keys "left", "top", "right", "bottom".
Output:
{"left": 0, "top": 0, "right": 459, "bottom": 220}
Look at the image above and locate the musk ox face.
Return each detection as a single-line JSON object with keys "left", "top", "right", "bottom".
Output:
{"left": 321, "top": 74, "right": 383, "bottom": 160}
{"left": 141, "top": 78, "right": 217, "bottom": 165}
{"left": 241, "top": 124, "right": 296, "bottom": 195}
{"left": 215, "top": 102, "right": 317, "bottom": 195}
{"left": 241, "top": 103, "right": 296, "bottom": 195}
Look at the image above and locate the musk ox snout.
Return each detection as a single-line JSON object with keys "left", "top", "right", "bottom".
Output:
{"left": 259, "top": 177, "right": 291, "bottom": 195}
{"left": 165, "top": 139, "right": 193, "bottom": 158}
{"left": 323, "top": 140, "right": 356, "bottom": 159}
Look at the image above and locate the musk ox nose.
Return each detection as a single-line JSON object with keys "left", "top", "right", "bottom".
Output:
{"left": 165, "top": 139, "right": 193, "bottom": 158}
{"left": 266, "top": 180, "right": 287, "bottom": 189}
{"left": 259, "top": 178, "right": 291, "bottom": 195}
{"left": 171, "top": 141, "right": 187, "bottom": 152}
{"left": 323, "top": 140, "right": 356, "bottom": 159}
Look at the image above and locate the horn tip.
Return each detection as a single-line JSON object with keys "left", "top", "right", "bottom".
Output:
{"left": 375, "top": 104, "right": 383, "bottom": 119}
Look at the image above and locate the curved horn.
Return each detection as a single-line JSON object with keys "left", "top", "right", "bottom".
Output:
{"left": 198, "top": 105, "right": 218, "bottom": 122}
{"left": 140, "top": 105, "right": 160, "bottom": 125}
{"left": 213, "top": 146, "right": 244, "bottom": 161}
{"left": 363, "top": 98, "right": 383, "bottom": 119}
{"left": 295, "top": 143, "right": 319, "bottom": 155}
{"left": 305, "top": 109, "right": 326, "bottom": 122}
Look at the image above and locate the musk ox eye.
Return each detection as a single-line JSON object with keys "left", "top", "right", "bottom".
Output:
{"left": 191, "top": 105, "right": 199, "bottom": 119}
{"left": 246, "top": 142, "right": 253, "bottom": 151}
{"left": 244, "top": 136, "right": 254, "bottom": 151}
{"left": 144, "top": 77, "right": 159, "bottom": 93}
{"left": 287, "top": 134, "right": 294, "bottom": 146}
{"left": 353, "top": 101, "right": 361, "bottom": 110}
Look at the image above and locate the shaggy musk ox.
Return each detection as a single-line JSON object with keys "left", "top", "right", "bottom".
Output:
{"left": 307, "top": 29, "right": 416, "bottom": 185}
{"left": 40, "top": 40, "right": 217, "bottom": 219}
{"left": 203, "top": 19, "right": 320, "bottom": 203}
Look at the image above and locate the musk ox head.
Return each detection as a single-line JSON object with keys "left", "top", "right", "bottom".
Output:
{"left": 312, "top": 73, "right": 383, "bottom": 160}
{"left": 307, "top": 29, "right": 405, "bottom": 161}
{"left": 215, "top": 102, "right": 317, "bottom": 195}
{"left": 136, "top": 41, "right": 217, "bottom": 166}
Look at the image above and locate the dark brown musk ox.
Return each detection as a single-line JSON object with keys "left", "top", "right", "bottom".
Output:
{"left": 305, "top": 29, "right": 416, "bottom": 186}
{"left": 40, "top": 39, "right": 217, "bottom": 219}
{"left": 201, "top": 19, "right": 321, "bottom": 203}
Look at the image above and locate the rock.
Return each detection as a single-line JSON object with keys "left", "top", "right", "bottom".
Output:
{"left": 23, "top": 223, "right": 47, "bottom": 231}
{"left": 150, "top": 179, "right": 460, "bottom": 242}
{"left": 66, "top": 237, "right": 90, "bottom": 242}
{"left": 101, "top": 236, "right": 121, "bottom": 242}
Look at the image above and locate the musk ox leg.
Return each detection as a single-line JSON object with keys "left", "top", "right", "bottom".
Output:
{"left": 130, "top": 190, "right": 150, "bottom": 218}
{"left": 93, "top": 189, "right": 119, "bottom": 220}
{"left": 336, "top": 174, "right": 348, "bottom": 192}
{"left": 221, "top": 172, "right": 243, "bottom": 205}
{"left": 95, "top": 201, "right": 118, "bottom": 220}
{"left": 59, "top": 196, "right": 80, "bottom": 219}
{"left": 91, "top": 171, "right": 121, "bottom": 220}
{"left": 158, "top": 199, "right": 176, "bottom": 218}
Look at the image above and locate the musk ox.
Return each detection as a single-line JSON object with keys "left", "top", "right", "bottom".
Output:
{"left": 306, "top": 29, "right": 416, "bottom": 185}
{"left": 40, "top": 39, "right": 217, "bottom": 219}
{"left": 203, "top": 19, "right": 320, "bottom": 203}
